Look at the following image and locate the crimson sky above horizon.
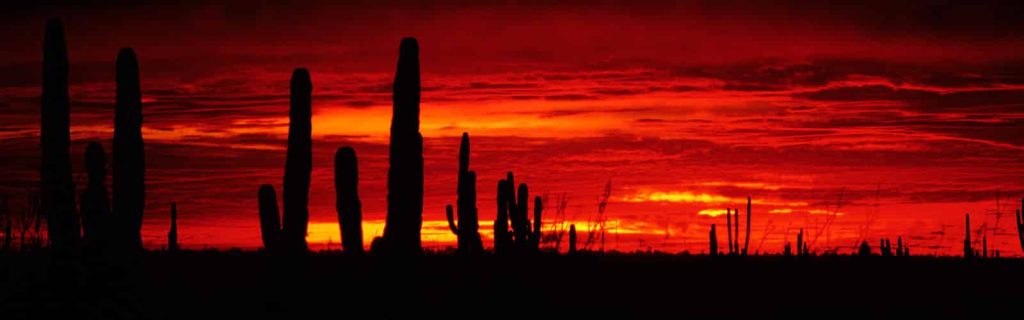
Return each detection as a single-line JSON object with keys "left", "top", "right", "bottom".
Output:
{"left": 1, "top": 1, "right": 1022, "bottom": 255}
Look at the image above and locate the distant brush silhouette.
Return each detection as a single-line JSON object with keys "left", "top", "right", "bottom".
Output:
{"left": 335, "top": 147, "right": 363, "bottom": 254}
{"left": 113, "top": 48, "right": 145, "bottom": 252}
{"left": 40, "top": 18, "right": 79, "bottom": 251}
{"left": 444, "top": 133, "right": 483, "bottom": 254}
{"left": 168, "top": 202, "right": 178, "bottom": 252}
{"left": 80, "top": 142, "right": 109, "bottom": 251}
{"left": 858, "top": 240, "right": 871, "bottom": 257}
{"left": 256, "top": 69, "right": 312, "bottom": 254}
{"left": 382, "top": 37, "right": 424, "bottom": 255}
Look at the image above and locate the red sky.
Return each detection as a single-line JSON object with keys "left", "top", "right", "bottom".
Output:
{"left": 1, "top": 1, "right": 1022, "bottom": 255}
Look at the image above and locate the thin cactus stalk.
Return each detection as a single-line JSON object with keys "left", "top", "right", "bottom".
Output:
{"left": 743, "top": 197, "right": 751, "bottom": 256}
{"left": 796, "top": 229, "right": 804, "bottom": 257}
{"left": 733, "top": 208, "right": 739, "bottom": 255}
{"left": 964, "top": 213, "right": 972, "bottom": 259}
{"left": 383, "top": 37, "right": 424, "bottom": 255}
{"left": 113, "top": 47, "right": 145, "bottom": 251}
{"left": 258, "top": 184, "right": 281, "bottom": 252}
{"left": 168, "top": 202, "right": 178, "bottom": 252}
{"left": 80, "top": 142, "right": 109, "bottom": 250}
{"left": 445, "top": 133, "right": 482, "bottom": 254}
{"left": 533, "top": 196, "right": 543, "bottom": 250}
{"left": 280, "top": 68, "right": 312, "bottom": 253}
{"left": 897, "top": 237, "right": 904, "bottom": 257}
{"left": 335, "top": 147, "right": 364, "bottom": 254}
{"left": 568, "top": 224, "right": 577, "bottom": 255}
{"left": 709, "top": 224, "right": 718, "bottom": 257}
{"left": 41, "top": 18, "right": 79, "bottom": 251}
{"left": 726, "top": 208, "right": 733, "bottom": 254}
{"left": 494, "top": 179, "right": 512, "bottom": 253}
{"left": 1016, "top": 198, "right": 1023, "bottom": 254}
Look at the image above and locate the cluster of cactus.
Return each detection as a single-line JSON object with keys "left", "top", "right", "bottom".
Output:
{"left": 41, "top": 19, "right": 147, "bottom": 254}
{"left": 444, "top": 133, "right": 483, "bottom": 254}
{"left": 381, "top": 38, "right": 424, "bottom": 255}
{"left": 723, "top": 197, "right": 752, "bottom": 256}
{"left": 879, "top": 239, "right": 892, "bottom": 257}
{"left": 1016, "top": 198, "right": 1023, "bottom": 254}
{"left": 493, "top": 172, "right": 543, "bottom": 254}
{"left": 257, "top": 69, "right": 313, "bottom": 254}
{"left": 709, "top": 224, "right": 719, "bottom": 257}
{"left": 796, "top": 228, "right": 808, "bottom": 257}
{"left": 896, "top": 237, "right": 908, "bottom": 257}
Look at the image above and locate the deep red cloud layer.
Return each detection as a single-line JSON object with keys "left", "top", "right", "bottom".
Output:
{"left": 0, "top": 1, "right": 1022, "bottom": 255}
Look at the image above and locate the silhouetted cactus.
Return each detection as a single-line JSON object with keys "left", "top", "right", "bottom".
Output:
{"left": 280, "top": 68, "right": 312, "bottom": 253}
{"left": 743, "top": 197, "right": 751, "bottom": 256}
{"left": 113, "top": 48, "right": 145, "bottom": 251}
{"left": 495, "top": 172, "right": 542, "bottom": 253}
{"left": 494, "top": 179, "right": 513, "bottom": 253}
{"left": 444, "top": 133, "right": 483, "bottom": 254}
{"left": 880, "top": 238, "right": 892, "bottom": 257}
{"left": 335, "top": 147, "right": 364, "bottom": 254}
{"left": 80, "top": 142, "right": 109, "bottom": 250}
{"left": 40, "top": 18, "right": 79, "bottom": 251}
{"left": 168, "top": 202, "right": 178, "bottom": 252}
{"left": 896, "top": 237, "right": 904, "bottom": 257}
{"left": 568, "top": 224, "right": 577, "bottom": 255}
{"left": 858, "top": 240, "right": 870, "bottom": 257}
{"left": 796, "top": 229, "right": 805, "bottom": 257}
{"left": 963, "top": 213, "right": 972, "bottom": 259}
{"left": 533, "top": 196, "right": 543, "bottom": 250}
{"left": 726, "top": 208, "right": 733, "bottom": 254}
{"left": 258, "top": 184, "right": 281, "bottom": 252}
{"left": 382, "top": 37, "right": 424, "bottom": 255}
{"left": 1016, "top": 198, "right": 1023, "bottom": 254}
{"left": 709, "top": 224, "right": 718, "bottom": 257}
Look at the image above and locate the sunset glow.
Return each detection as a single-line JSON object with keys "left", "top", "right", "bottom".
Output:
{"left": 1, "top": 1, "right": 1022, "bottom": 256}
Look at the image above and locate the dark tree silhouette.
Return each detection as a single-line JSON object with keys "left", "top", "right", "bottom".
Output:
{"left": 858, "top": 241, "right": 871, "bottom": 257}
{"left": 113, "top": 48, "right": 145, "bottom": 251}
{"left": 709, "top": 224, "right": 718, "bottom": 257}
{"left": 335, "top": 147, "right": 364, "bottom": 254}
{"left": 168, "top": 202, "right": 178, "bottom": 252}
{"left": 444, "top": 133, "right": 483, "bottom": 254}
{"left": 281, "top": 68, "right": 312, "bottom": 253}
{"left": 963, "top": 213, "right": 972, "bottom": 259}
{"left": 80, "top": 142, "right": 109, "bottom": 250}
{"left": 568, "top": 224, "right": 577, "bottom": 255}
{"left": 383, "top": 37, "right": 424, "bottom": 255}
{"left": 257, "top": 184, "right": 281, "bottom": 252}
{"left": 40, "top": 18, "right": 79, "bottom": 251}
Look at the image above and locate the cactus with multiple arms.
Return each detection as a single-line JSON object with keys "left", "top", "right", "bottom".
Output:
{"left": 444, "top": 133, "right": 483, "bottom": 254}
{"left": 494, "top": 172, "right": 543, "bottom": 253}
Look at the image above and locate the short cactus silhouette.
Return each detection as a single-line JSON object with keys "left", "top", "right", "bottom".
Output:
{"left": 796, "top": 229, "right": 806, "bottom": 257}
{"left": 880, "top": 238, "right": 892, "bottom": 257}
{"left": 80, "top": 142, "right": 109, "bottom": 250}
{"left": 444, "top": 133, "right": 483, "bottom": 254}
{"left": 113, "top": 48, "right": 146, "bottom": 251}
{"left": 40, "top": 18, "right": 79, "bottom": 251}
{"left": 726, "top": 208, "right": 733, "bottom": 254}
{"left": 709, "top": 224, "right": 718, "bottom": 257}
{"left": 168, "top": 202, "right": 178, "bottom": 252}
{"left": 257, "top": 184, "right": 281, "bottom": 252}
{"left": 281, "top": 68, "right": 312, "bottom": 253}
{"left": 568, "top": 224, "right": 577, "bottom": 255}
{"left": 335, "top": 147, "right": 364, "bottom": 254}
{"left": 743, "top": 197, "right": 751, "bottom": 256}
{"left": 382, "top": 37, "right": 424, "bottom": 255}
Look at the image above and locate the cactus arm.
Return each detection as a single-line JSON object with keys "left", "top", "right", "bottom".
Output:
{"left": 446, "top": 204, "right": 458, "bottom": 234}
